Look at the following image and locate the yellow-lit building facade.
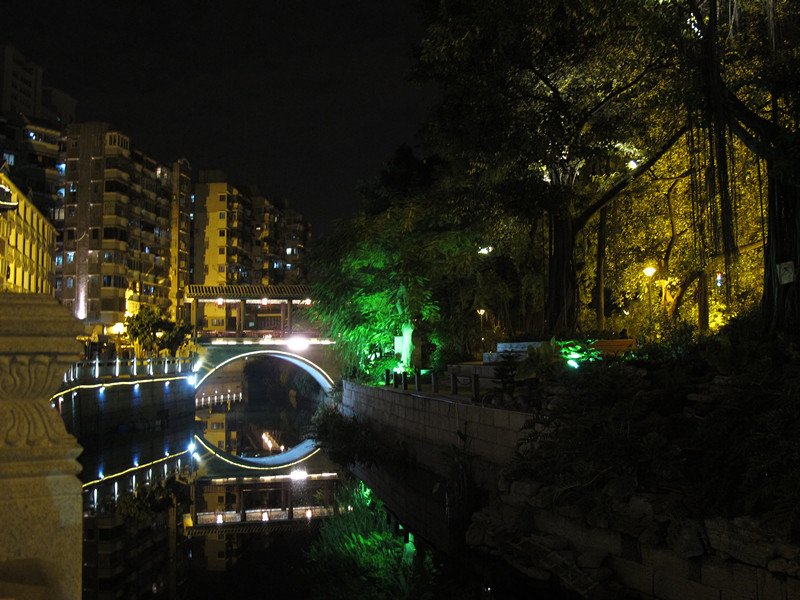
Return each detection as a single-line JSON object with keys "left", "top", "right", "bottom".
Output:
{"left": 0, "top": 168, "right": 55, "bottom": 294}
{"left": 192, "top": 171, "right": 255, "bottom": 333}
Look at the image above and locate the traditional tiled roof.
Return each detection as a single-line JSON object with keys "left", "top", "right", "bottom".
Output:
{"left": 185, "top": 284, "right": 311, "bottom": 300}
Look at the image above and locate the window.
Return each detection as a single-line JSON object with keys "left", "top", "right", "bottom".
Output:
{"left": 219, "top": 230, "right": 225, "bottom": 237}
{"left": 217, "top": 441, "right": 225, "bottom": 449}
{"left": 218, "top": 248, "right": 225, "bottom": 255}
{"left": 66, "top": 277, "right": 74, "bottom": 288}
{"left": 219, "top": 212, "right": 226, "bottom": 219}
{"left": 218, "top": 265, "right": 225, "bottom": 273}
{"left": 211, "top": 423, "right": 224, "bottom": 430}
{"left": 66, "top": 251, "right": 75, "bottom": 263}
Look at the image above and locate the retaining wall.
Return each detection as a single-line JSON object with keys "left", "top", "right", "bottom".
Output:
{"left": 342, "top": 380, "right": 800, "bottom": 599}
{"left": 342, "top": 379, "right": 530, "bottom": 490}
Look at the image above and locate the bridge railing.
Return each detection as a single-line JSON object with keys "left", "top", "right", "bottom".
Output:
{"left": 196, "top": 329, "right": 321, "bottom": 342}
{"left": 64, "top": 356, "right": 195, "bottom": 383}
{"left": 190, "top": 505, "right": 333, "bottom": 526}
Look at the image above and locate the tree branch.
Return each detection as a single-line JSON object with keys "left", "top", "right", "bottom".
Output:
{"left": 574, "top": 124, "right": 690, "bottom": 233}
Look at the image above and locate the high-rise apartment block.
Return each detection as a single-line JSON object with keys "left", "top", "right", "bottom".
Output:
{"left": 193, "top": 170, "right": 256, "bottom": 332}
{"left": 0, "top": 45, "right": 76, "bottom": 126}
{"left": 0, "top": 45, "right": 311, "bottom": 338}
{"left": 169, "top": 158, "right": 193, "bottom": 323}
{"left": 0, "top": 165, "right": 56, "bottom": 293}
{"left": 60, "top": 122, "right": 187, "bottom": 328}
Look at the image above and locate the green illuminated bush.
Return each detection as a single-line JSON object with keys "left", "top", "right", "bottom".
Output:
{"left": 306, "top": 481, "right": 436, "bottom": 600}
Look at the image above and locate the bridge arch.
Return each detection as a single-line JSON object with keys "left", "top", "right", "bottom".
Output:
{"left": 193, "top": 348, "right": 335, "bottom": 393}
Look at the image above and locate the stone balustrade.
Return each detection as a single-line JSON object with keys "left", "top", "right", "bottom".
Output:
{"left": 0, "top": 293, "right": 84, "bottom": 600}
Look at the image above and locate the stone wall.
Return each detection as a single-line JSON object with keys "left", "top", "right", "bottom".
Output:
{"left": 342, "top": 379, "right": 530, "bottom": 490}
{"left": 343, "top": 380, "right": 800, "bottom": 599}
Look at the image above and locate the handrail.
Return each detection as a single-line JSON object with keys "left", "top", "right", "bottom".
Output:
{"left": 64, "top": 355, "right": 195, "bottom": 383}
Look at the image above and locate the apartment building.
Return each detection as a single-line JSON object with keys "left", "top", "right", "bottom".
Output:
{"left": 0, "top": 166, "right": 56, "bottom": 293}
{"left": 168, "top": 158, "right": 193, "bottom": 323}
{"left": 60, "top": 122, "right": 176, "bottom": 328}
{"left": 192, "top": 170, "right": 256, "bottom": 332}
{"left": 0, "top": 45, "right": 76, "bottom": 126}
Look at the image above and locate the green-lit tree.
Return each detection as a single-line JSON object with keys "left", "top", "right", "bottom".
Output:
{"left": 310, "top": 148, "right": 486, "bottom": 377}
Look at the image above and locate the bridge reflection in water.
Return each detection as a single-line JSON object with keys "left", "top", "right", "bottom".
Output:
{"left": 187, "top": 434, "right": 340, "bottom": 539}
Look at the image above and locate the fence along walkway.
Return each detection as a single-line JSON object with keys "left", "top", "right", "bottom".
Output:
{"left": 64, "top": 356, "right": 194, "bottom": 382}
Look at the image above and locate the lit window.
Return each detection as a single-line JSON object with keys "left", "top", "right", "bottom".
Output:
{"left": 66, "top": 251, "right": 75, "bottom": 263}
{"left": 219, "top": 212, "right": 226, "bottom": 219}
{"left": 66, "top": 277, "right": 74, "bottom": 288}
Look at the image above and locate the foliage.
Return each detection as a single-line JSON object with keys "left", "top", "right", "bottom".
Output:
{"left": 115, "top": 478, "right": 189, "bottom": 522}
{"left": 515, "top": 338, "right": 603, "bottom": 383}
{"left": 305, "top": 481, "right": 437, "bottom": 600}
{"left": 124, "top": 304, "right": 191, "bottom": 357}
{"left": 511, "top": 330, "right": 800, "bottom": 532}
{"left": 310, "top": 403, "right": 406, "bottom": 469}
{"left": 309, "top": 147, "right": 488, "bottom": 377}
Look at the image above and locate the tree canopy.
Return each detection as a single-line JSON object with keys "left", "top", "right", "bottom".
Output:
{"left": 310, "top": 0, "right": 800, "bottom": 371}
{"left": 124, "top": 305, "right": 191, "bottom": 357}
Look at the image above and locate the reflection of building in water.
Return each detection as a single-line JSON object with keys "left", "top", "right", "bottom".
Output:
{"left": 196, "top": 409, "right": 241, "bottom": 455}
{"left": 82, "top": 497, "right": 191, "bottom": 599}
{"left": 186, "top": 447, "right": 339, "bottom": 574}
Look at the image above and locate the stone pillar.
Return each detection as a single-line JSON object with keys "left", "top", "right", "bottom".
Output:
{"left": 0, "top": 294, "right": 84, "bottom": 600}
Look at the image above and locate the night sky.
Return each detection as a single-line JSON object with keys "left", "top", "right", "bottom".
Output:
{"left": 5, "top": 1, "right": 435, "bottom": 235}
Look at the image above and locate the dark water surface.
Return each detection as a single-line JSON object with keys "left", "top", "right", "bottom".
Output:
{"left": 186, "top": 528, "right": 572, "bottom": 600}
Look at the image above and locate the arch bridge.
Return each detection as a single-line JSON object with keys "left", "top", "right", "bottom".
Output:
{"left": 186, "top": 283, "right": 341, "bottom": 392}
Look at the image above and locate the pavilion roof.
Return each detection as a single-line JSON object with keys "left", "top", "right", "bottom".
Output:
{"left": 185, "top": 284, "right": 311, "bottom": 300}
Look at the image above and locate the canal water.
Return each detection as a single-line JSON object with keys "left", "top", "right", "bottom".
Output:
{"left": 186, "top": 527, "right": 573, "bottom": 600}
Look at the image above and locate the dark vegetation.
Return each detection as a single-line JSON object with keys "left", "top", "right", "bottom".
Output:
{"left": 313, "top": 314, "right": 800, "bottom": 537}
{"left": 510, "top": 316, "right": 800, "bottom": 534}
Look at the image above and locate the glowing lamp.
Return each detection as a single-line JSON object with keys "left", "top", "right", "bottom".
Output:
{"left": 287, "top": 337, "right": 310, "bottom": 352}
{"left": 643, "top": 267, "right": 656, "bottom": 278}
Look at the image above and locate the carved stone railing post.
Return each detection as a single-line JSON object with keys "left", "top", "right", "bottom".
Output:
{"left": 0, "top": 294, "right": 84, "bottom": 600}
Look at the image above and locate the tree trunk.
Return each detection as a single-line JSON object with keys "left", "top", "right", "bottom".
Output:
{"left": 595, "top": 206, "right": 608, "bottom": 332}
{"left": 763, "top": 168, "right": 800, "bottom": 334}
{"left": 546, "top": 215, "right": 576, "bottom": 335}
{"left": 697, "top": 271, "right": 709, "bottom": 332}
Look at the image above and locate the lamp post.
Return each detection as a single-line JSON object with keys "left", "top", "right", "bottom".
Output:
{"left": 477, "top": 309, "right": 486, "bottom": 352}
{"left": 643, "top": 267, "right": 656, "bottom": 336}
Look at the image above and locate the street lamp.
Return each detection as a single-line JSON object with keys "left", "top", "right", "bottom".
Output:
{"left": 643, "top": 267, "right": 656, "bottom": 336}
